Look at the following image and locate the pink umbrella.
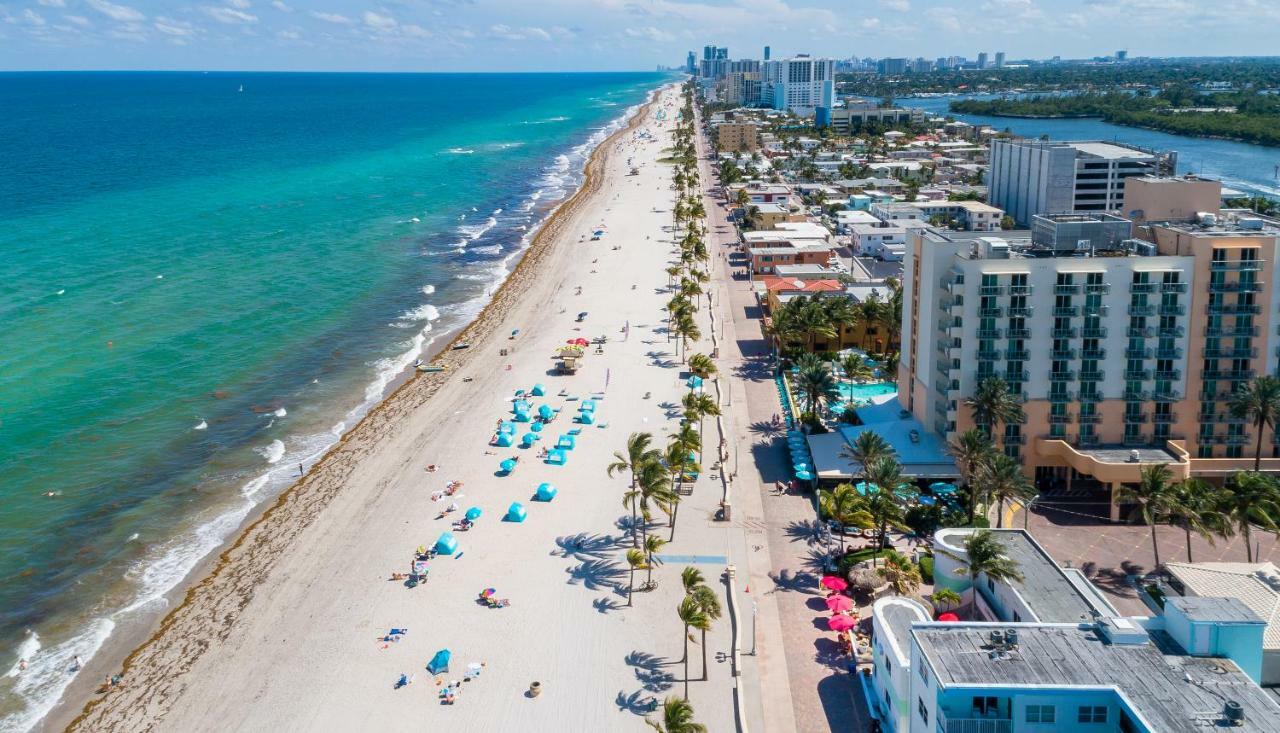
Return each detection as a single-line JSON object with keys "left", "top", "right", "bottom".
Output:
{"left": 821, "top": 576, "right": 848, "bottom": 592}
{"left": 825, "top": 595, "right": 854, "bottom": 612}
{"left": 827, "top": 615, "right": 857, "bottom": 632}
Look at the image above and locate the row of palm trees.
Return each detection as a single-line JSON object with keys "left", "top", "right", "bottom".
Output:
{"left": 667, "top": 91, "right": 713, "bottom": 365}
{"left": 767, "top": 284, "right": 903, "bottom": 356}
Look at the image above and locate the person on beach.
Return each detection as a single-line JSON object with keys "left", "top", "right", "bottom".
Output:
{"left": 72, "top": 655, "right": 83, "bottom": 672}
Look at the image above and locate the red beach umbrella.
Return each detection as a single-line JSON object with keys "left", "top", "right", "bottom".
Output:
{"left": 825, "top": 595, "right": 854, "bottom": 612}
{"left": 821, "top": 576, "right": 848, "bottom": 592}
{"left": 937, "top": 612, "right": 960, "bottom": 622}
{"left": 827, "top": 615, "right": 857, "bottom": 632}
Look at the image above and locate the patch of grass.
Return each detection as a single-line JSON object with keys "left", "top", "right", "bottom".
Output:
{"left": 918, "top": 555, "right": 935, "bottom": 584}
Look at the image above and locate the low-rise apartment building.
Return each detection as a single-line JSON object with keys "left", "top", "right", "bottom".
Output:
{"left": 849, "top": 223, "right": 907, "bottom": 261}
{"left": 872, "top": 201, "right": 1005, "bottom": 231}
{"left": 897, "top": 207, "right": 1280, "bottom": 517}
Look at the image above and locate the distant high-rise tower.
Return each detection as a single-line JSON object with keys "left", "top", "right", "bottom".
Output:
{"left": 1117, "top": 49, "right": 1128, "bottom": 61}
{"left": 994, "top": 51, "right": 1006, "bottom": 68}
{"left": 976, "top": 51, "right": 989, "bottom": 69}
{"left": 703, "top": 45, "right": 715, "bottom": 61}
{"left": 687, "top": 51, "right": 697, "bottom": 73}
{"left": 715, "top": 47, "right": 729, "bottom": 60}
{"left": 764, "top": 46, "right": 771, "bottom": 61}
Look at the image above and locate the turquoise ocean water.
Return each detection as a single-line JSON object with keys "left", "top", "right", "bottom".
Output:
{"left": 0, "top": 71, "right": 664, "bottom": 729}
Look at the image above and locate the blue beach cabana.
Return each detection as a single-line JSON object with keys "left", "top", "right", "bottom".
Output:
{"left": 499, "top": 421, "right": 516, "bottom": 435}
{"left": 538, "top": 404, "right": 556, "bottom": 420}
{"left": 579, "top": 399, "right": 596, "bottom": 413}
{"left": 535, "top": 482, "right": 558, "bottom": 501}
{"left": 495, "top": 432, "right": 514, "bottom": 447}
{"left": 577, "top": 411, "right": 596, "bottom": 425}
{"left": 556, "top": 434, "right": 577, "bottom": 450}
{"left": 435, "top": 532, "right": 458, "bottom": 555}
{"left": 499, "top": 458, "right": 517, "bottom": 474}
{"left": 427, "top": 649, "right": 451, "bottom": 675}
{"left": 507, "top": 502, "right": 527, "bottom": 522}
{"left": 465, "top": 507, "right": 482, "bottom": 521}
{"left": 531, "top": 383, "right": 546, "bottom": 396}
{"left": 546, "top": 449, "right": 567, "bottom": 465}
{"left": 530, "top": 422, "right": 544, "bottom": 433}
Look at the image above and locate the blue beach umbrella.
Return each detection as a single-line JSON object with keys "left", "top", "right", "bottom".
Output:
{"left": 495, "top": 433, "right": 514, "bottom": 447}
{"left": 500, "top": 458, "right": 517, "bottom": 473}
{"left": 530, "top": 422, "right": 544, "bottom": 433}
{"left": 536, "top": 482, "right": 558, "bottom": 501}
{"left": 465, "top": 506, "right": 482, "bottom": 521}
{"left": 538, "top": 404, "right": 555, "bottom": 420}
{"left": 918, "top": 495, "right": 937, "bottom": 506}
{"left": 427, "top": 649, "right": 452, "bottom": 675}
{"left": 507, "top": 502, "right": 527, "bottom": 522}
{"left": 686, "top": 376, "right": 703, "bottom": 390}
{"left": 514, "top": 410, "right": 531, "bottom": 423}
{"left": 794, "top": 463, "right": 810, "bottom": 472}
{"left": 522, "top": 432, "right": 539, "bottom": 446}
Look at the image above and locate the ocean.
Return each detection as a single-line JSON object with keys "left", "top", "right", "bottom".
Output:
{"left": 0, "top": 71, "right": 664, "bottom": 730}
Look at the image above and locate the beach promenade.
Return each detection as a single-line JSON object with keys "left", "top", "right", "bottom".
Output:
{"left": 60, "top": 85, "right": 765, "bottom": 732}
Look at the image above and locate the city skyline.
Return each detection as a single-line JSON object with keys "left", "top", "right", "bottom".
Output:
{"left": 0, "top": 0, "right": 1277, "bottom": 72}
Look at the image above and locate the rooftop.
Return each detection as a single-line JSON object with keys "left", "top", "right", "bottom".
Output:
{"left": 1167, "top": 596, "right": 1264, "bottom": 625}
{"left": 1164, "top": 562, "right": 1280, "bottom": 650}
{"left": 1153, "top": 210, "right": 1280, "bottom": 236}
{"left": 913, "top": 624, "right": 1280, "bottom": 732}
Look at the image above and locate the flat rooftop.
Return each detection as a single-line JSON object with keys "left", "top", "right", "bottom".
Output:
{"left": 1069, "top": 140, "right": 1160, "bottom": 160}
{"left": 914, "top": 624, "right": 1280, "bottom": 732}
{"left": 1075, "top": 445, "right": 1183, "bottom": 465}
{"left": 1163, "top": 562, "right": 1280, "bottom": 650}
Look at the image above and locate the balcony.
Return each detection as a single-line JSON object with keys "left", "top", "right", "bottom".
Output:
{"left": 1208, "top": 280, "right": 1263, "bottom": 293}
{"left": 1049, "top": 370, "right": 1076, "bottom": 381}
{"left": 1002, "top": 434, "right": 1027, "bottom": 445}
{"left": 1049, "top": 391, "right": 1075, "bottom": 402}
{"left": 1128, "top": 304, "right": 1157, "bottom": 316}
{"left": 1211, "top": 259, "right": 1263, "bottom": 271}
{"left": 1054, "top": 284, "right": 1081, "bottom": 294}
{"left": 1130, "top": 282, "right": 1160, "bottom": 293}
{"left": 976, "top": 329, "right": 1002, "bottom": 340}
{"left": 1005, "top": 349, "right": 1030, "bottom": 361}
{"left": 978, "top": 307, "right": 1004, "bottom": 318}
{"left": 1078, "top": 392, "right": 1103, "bottom": 402}
{"left": 1155, "top": 347, "right": 1184, "bottom": 359}
{"left": 1202, "top": 369, "right": 1254, "bottom": 381}
{"left": 934, "top": 379, "right": 955, "bottom": 395}
{"left": 938, "top": 711, "right": 1011, "bottom": 733}
{"left": 1078, "top": 434, "right": 1101, "bottom": 446}
{"left": 1206, "top": 325, "right": 1257, "bottom": 337}
{"left": 1159, "top": 304, "right": 1186, "bottom": 316}
{"left": 1123, "top": 434, "right": 1152, "bottom": 446}
{"left": 1005, "top": 328, "right": 1031, "bottom": 339}
{"left": 1081, "top": 348, "right": 1107, "bottom": 359}
{"left": 1207, "top": 303, "right": 1261, "bottom": 315}
{"left": 1125, "top": 348, "right": 1152, "bottom": 360}
{"left": 1161, "top": 282, "right": 1188, "bottom": 293}
{"left": 979, "top": 285, "right": 1005, "bottom": 296}
{"left": 1085, "top": 282, "right": 1111, "bottom": 294}
{"left": 976, "top": 350, "right": 1002, "bottom": 361}
{"left": 1124, "top": 370, "right": 1152, "bottom": 381}
{"left": 1199, "top": 413, "right": 1246, "bottom": 423}
{"left": 1079, "top": 370, "right": 1105, "bottom": 382}
{"left": 1007, "top": 306, "right": 1034, "bottom": 318}
{"left": 1048, "top": 413, "right": 1074, "bottom": 424}
{"left": 1128, "top": 326, "right": 1155, "bottom": 338}
{"left": 1201, "top": 434, "right": 1251, "bottom": 446}
{"left": 1152, "top": 413, "right": 1178, "bottom": 424}
{"left": 1081, "top": 328, "right": 1109, "bottom": 339}
{"left": 1003, "top": 370, "right": 1030, "bottom": 383}
{"left": 1053, "top": 306, "right": 1079, "bottom": 317}
{"left": 1008, "top": 284, "right": 1033, "bottom": 296}
{"left": 1124, "top": 389, "right": 1150, "bottom": 400}
{"left": 1158, "top": 326, "right": 1186, "bottom": 338}
{"left": 1204, "top": 347, "right": 1257, "bottom": 359}
{"left": 1124, "top": 413, "right": 1148, "bottom": 423}
{"left": 1082, "top": 304, "right": 1111, "bottom": 317}
{"left": 1051, "top": 348, "right": 1077, "bottom": 360}
{"left": 1078, "top": 413, "right": 1103, "bottom": 423}
{"left": 1152, "top": 390, "right": 1182, "bottom": 401}
{"left": 1051, "top": 327, "right": 1077, "bottom": 339}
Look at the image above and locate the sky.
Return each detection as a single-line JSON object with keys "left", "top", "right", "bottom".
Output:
{"left": 0, "top": 0, "right": 1277, "bottom": 72}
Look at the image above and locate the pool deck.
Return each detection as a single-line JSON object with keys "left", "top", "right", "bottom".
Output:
{"left": 808, "top": 392, "right": 958, "bottom": 480}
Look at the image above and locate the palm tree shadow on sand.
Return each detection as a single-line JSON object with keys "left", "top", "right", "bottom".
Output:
{"left": 566, "top": 558, "right": 626, "bottom": 594}
{"left": 553, "top": 532, "right": 623, "bottom": 561}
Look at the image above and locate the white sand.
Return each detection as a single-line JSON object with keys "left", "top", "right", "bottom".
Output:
{"left": 65, "top": 85, "right": 749, "bottom": 732}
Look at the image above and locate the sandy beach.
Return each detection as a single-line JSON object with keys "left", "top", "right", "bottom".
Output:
{"left": 57, "top": 83, "right": 757, "bottom": 732}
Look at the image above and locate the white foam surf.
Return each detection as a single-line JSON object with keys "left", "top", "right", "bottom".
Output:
{"left": 257, "top": 439, "right": 285, "bottom": 464}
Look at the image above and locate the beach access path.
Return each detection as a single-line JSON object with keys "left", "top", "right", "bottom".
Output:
{"left": 694, "top": 121, "right": 875, "bottom": 733}
{"left": 63, "top": 86, "right": 764, "bottom": 732}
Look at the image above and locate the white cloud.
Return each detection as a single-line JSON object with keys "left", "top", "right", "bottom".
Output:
{"left": 550, "top": 25, "right": 575, "bottom": 38}
{"left": 23, "top": 9, "right": 46, "bottom": 25}
{"left": 276, "top": 28, "right": 300, "bottom": 39}
{"left": 488, "top": 23, "right": 552, "bottom": 41}
{"left": 624, "top": 26, "right": 674, "bottom": 43}
{"left": 204, "top": 6, "right": 257, "bottom": 23}
{"left": 154, "top": 16, "right": 194, "bottom": 36}
{"left": 86, "top": 0, "right": 144, "bottom": 22}
{"left": 271, "top": 0, "right": 291, "bottom": 10}
{"left": 363, "top": 11, "right": 396, "bottom": 31}
{"left": 63, "top": 14, "right": 90, "bottom": 26}
{"left": 882, "top": 0, "right": 910, "bottom": 10}
{"left": 401, "top": 23, "right": 431, "bottom": 38}
{"left": 227, "top": 0, "right": 252, "bottom": 8}
{"left": 38, "top": 0, "right": 66, "bottom": 8}
{"left": 311, "top": 11, "right": 351, "bottom": 24}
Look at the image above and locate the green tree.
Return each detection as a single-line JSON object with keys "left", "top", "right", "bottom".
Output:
{"left": 958, "top": 530, "right": 1024, "bottom": 611}
{"left": 1167, "top": 478, "right": 1231, "bottom": 563}
{"left": 839, "top": 429, "right": 896, "bottom": 495}
{"left": 948, "top": 428, "right": 995, "bottom": 524}
{"left": 609, "top": 432, "right": 662, "bottom": 547}
{"left": 931, "top": 588, "right": 962, "bottom": 615}
{"left": 647, "top": 697, "right": 707, "bottom": 733}
{"left": 687, "top": 353, "right": 717, "bottom": 380}
{"left": 864, "top": 455, "right": 909, "bottom": 566}
{"left": 626, "top": 548, "right": 646, "bottom": 606}
{"left": 978, "top": 453, "right": 1037, "bottom": 529}
{"left": 878, "top": 550, "right": 922, "bottom": 596}
{"left": 1228, "top": 376, "right": 1280, "bottom": 472}
{"left": 818, "top": 483, "right": 875, "bottom": 553}
{"left": 644, "top": 534, "right": 667, "bottom": 589}
{"left": 681, "top": 392, "right": 721, "bottom": 447}
{"left": 676, "top": 596, "right": 709, "bottom": 699}
{"left": 689, "top": 584, "right": 722, "bottom": 681}
{"left": 965, "top": 376, "right": 1025, "bottom": 444}
{"left": 1116, "top": 465, "right": 1178, "bottom": 569}
{"left": 1223, "top": 471, "right": 1280, "bottom": 562}
{"left": 793, "top": 361, "right": 842, "bottom": 416}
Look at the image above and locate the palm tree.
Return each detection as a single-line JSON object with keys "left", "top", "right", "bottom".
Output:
{"left": 681, "top": 392, "right": 720, "bottom": 445}
{"left": 681, "top": 566, "right": 705, "bottom": 596}
{"left": 958, "top": 530, "right": 1023, "bottom": 613}
{"left": 687, "top": 353, "right": 717, "bottom": 380}
{"left": 689, "top": 584, "right": 722, "bottom": 681}
{"left": 931, "top": 588, "right": 962, "bottom": 616}
{"left": 676, "top": 597, "right": 708, "bottom": 699}
{"left": 644, "top": 535, "right": 667, "bottom": 589}
{"left": 637, "top": 460, "right": 679, "bottom": 547}
{"left": 665, "top": 265, "right": 683, "bottom": 288}
{"left": 839, "top": 430, "right": 895, "bottom": 493}
{"left": 948, "top": 428, "right": 995, "bottom": 524}
{"left": 793, "top": 362, "right": 841, "bottom": 417}
{"left": 647, "top": 697, "right": 707, "bottom": 733}
{"left": 877, "top": 551, "right": 922, "bottom": 596}
{"left": 978, "top": 453, "right": 1037, "bottom": 529}
{"left": 1222, "top": 471, "right": 1280, "bottom": 562}
{"left": 1167, "top": 478, "right": 1231, "bottom": 563}
{"left": 818, "top": 484, "right": 874, "bottom": 554}
{"left": 626, "top": 549, "right": 646, "bottom": 606}
{"left": 864, "top": 456, "right": 908, "bottom": 566}
{"left": 1116, "top": 464, "right": 1178, "bottom": 570}
{"left": 841, "top": 353, "right": 874, "bottom": 386}
{"left": 1229, "top": 376, "right": 1280, "bottom": 471}
{"left": 675, "top": 313, "right": 701, "bottom": 361}
{"left": 965, "top": 376, "right": 1025, "bottom": 444}
{"left": 609, "top": 432, "right": 661, "bottom": 547}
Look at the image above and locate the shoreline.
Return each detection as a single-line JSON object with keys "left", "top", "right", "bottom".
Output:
{"left": 51, "top": 86, "right": 663, "bottom": 733}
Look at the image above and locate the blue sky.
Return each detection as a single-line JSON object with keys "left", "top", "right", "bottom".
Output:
{"left": 0, "top": 0, "right": 1273, "bottom": 72}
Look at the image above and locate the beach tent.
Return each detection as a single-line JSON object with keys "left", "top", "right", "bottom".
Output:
{"left": 513, "top": 399, "right": 531, "bottom": 411}
{"left": 579, "top": 399, "right": 596, "bottom": 413}
{"left": 465, "top": 507, "right": 482, "bottom": 521}
{"left": 507, "top": 502, "right": 527, "bottom": 522}
{"left": 578, "top": 411, "right": 596, "bottom": 425}
{"left": 499, "top": 421, "right": 516, "bottom": 435}
{"left": 530, "top": 422, "right": 544, "bottom": 433}
{"left": 547, "top": 449, "right": 567, "bottom": 465}
{"left": 500, "top": 458, "right": 517, "bottom": 474}
{"left": 514, "top": 410, "right": 531, "bottom": 423}
{"left": 531, "top": 383, "right": 546, "bottom": 396}
{"left": 522, "top": 432, "right": 539, "bottom": 447}
{"left": 538, "top": 404, "right": 556, "bottom": 420}
{"left": 427, "top": 649, "right": 452, "bottom": 675}
{"left": 535, "top": 482, "right": 558, "bottom": 501}
{"left": 435, "top": 532, "right": 458, "bottom": 555}
{"left": 495, "top": 433, "right": 514, "bottom": 447}
{"left": 556, "top": 434, "right": 576, "bottom": 450}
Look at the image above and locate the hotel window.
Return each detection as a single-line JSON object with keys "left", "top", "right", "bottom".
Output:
{"left": 1079, "top": 705, "right": 1108, "bottom": 724}
{"left": 1026, "top": 705, "right": 1056, "bottom": 724}
{"left": 918, "top": 697, "right": 929, "bottom": 725}
{"left": 918, "top": 663, "right": 928, "bottom": 684}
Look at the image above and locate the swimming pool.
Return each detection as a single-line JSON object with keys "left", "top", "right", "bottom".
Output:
{"left": 839, "top": 382, "right": 898, "bottom": 400}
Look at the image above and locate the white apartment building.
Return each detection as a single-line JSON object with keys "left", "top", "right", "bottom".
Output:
{"left": 762, "top": 55, "right": 835, "bottom": 116}
{"left": 849, "top": 223, "right": 907, "bottom": 261}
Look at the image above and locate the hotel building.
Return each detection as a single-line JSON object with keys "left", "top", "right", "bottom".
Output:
{"left": 762, "top": 55, "right": 835, "bottom": 117}
{"left": 897, "top": 182, "right": 1280, "bottom": 517}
